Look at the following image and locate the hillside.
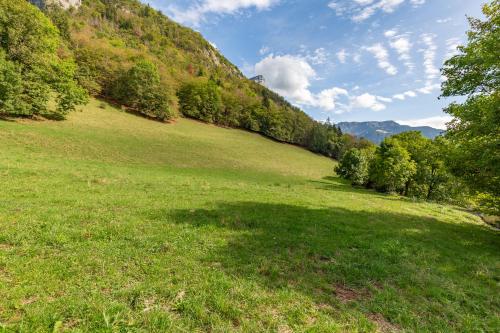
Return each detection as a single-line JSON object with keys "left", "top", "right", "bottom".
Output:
{"left": 338, "top": 121, "right": 443, "bottom": 144}
{"left": 22, "top": 0, "right": 346, "bottom": 158}
{"left": 0, "top": 100, "right": 498, "bottom": 332}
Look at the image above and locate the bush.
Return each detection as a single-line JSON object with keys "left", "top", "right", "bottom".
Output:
{"left": 335, "top": 147, "right": 375, "bottom": 186}
{"left": 177, "top": 80, "right": 222, "bottom": 123}
{"left": 113, "top": 59, "right": 172, "bottom": 121}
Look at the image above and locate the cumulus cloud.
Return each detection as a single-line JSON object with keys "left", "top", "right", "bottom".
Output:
{"left": 351, "top": 93, "right": 387, "bottom": 111}
{"left": 254, "top": 54, "right": 391, "bottom": 113}
{"left": 398, "top": 116, "right": 451, "bottom": 130}
{"left": 167, "top": 0, "right": 279, "bottom": 26}
{"left": 255, "top": 54, "right": 316, "bottom": 105}
{"left": 365, "top": 43, "right": 398, "bottom": 75}
{"left": 315, "top": 87, "right": 349, "bottom": 111}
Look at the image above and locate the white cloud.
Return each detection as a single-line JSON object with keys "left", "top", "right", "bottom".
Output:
{"left": 254, "top": 54, "right": 348, "bottom": 111}
{"left": 255, "top": 54, "right": 316, "bottom": 105}
{"left": 329, "top": 0, "right": 425, "bottom": 22}
{"left": 354, "top": 0, "right": 375, "bottom": 5}
{"left": 365, "top": 43, "right": 398, "bottom": 75}
{"left": 417, "top": 82, "right": 440, "bottom": 94}
{"left": 409, "top": 0, "right": 426, "bottom": 6}
{"left": 445, "top": 37, "right": 461, "bottom": 59}
{"left": 398, "top": 116, "right": 451, "bottom": 130}
{"left": 351, "top": 93, "right": 387, "bottom": 111}
{"left": 307, "top": 48, "right": 329, "bottom": 65}
{"left": 253, "top": 54, "right": 393, "bottom": 113}
{"left": 384, "top": 29, "right": 398, "bottom": 38}
{"left": 353, "top": 0, "right": 405, "bottom": 22}
{"left": 315, "top": 87, "right": 349, "bottom": 111}
{"left": 436, "top": 17, "right": 452, "bottom": 24}
{"left": 393, "top": 90, "right": 417, "bottom": 100}
{"left": 388, "top": 34, "right": 414, "bottom": 71}
{"left": 377, "top": 96, "right": 393, "bottom": 103}
{"left": 259, "top": 46, "right": 270, "bottom": 55}
{"left": 421, "top": 33, "right": 439, "bottom": 80}
{"left": 336, "top": 49, "right": 348, "bottom": 64}
{"left": 167, "top": 0, "right": 279, "bottom": 26}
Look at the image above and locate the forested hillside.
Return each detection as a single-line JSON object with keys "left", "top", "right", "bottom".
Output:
{"left": 35, "top": 0, "right": 355, "bottom": 158}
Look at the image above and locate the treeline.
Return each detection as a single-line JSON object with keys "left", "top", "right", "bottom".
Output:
{"left": 337, "top": 0, "right": 499, "bottom": 215}
{"left": 336, "top": 132, "right": 465, "bottom": 203}
{"left": 176, "top": 79, "right": 364, "bottom": 158}
{"left": 1, "top": 0, "right": 358, "bottom": 159}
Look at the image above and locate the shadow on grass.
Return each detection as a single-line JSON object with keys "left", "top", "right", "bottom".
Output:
{"left": 162, "top": 202, "right": 499, "bottom": 313}
{"left": 309, "top": 175, "right": 386, "bottom": 198}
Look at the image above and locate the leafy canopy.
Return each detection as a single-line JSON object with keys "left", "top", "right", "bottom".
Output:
{"left": 441, "top": 0, "right": 500, "bottom": 200}
{"left": 113, "top": 59, "right": 172, "bottom": 121}
{"left": 0, "top": 0, "right": 87, "bottom": 117}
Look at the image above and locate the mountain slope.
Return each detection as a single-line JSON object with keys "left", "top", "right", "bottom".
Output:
{"left": 0, "top": 99, "right": 498, "bottom": 332}
{"left": 338, "top": 121, "right": 443, "bottom": 144}
{"left": 28, "top": 0, "right": 345, "bottom": 158}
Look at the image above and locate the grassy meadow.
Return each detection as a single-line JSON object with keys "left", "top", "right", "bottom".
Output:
{"left": 0, "top": 99, "right": 498, "bottom": 332}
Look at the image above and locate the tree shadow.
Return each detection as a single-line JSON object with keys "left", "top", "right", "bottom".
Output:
{"left": 309, "top": 175, "right": 387, "bottom": 198}
{"left": 159, "top": 202, "right": 499, "bottom": 316}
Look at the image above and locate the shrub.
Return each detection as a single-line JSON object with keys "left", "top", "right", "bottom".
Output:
{"left": 113, "top": 59, "right": 172, "bottom": 121}
{"left": 335, "top": 148, "right": 375, "bottom": 186}
{"left": 177, "top": 80, "right": 222, "bottom": 123}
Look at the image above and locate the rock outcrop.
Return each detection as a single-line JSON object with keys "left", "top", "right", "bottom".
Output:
{"left": 29, "top": 0, "right": 81, "bottom": 9}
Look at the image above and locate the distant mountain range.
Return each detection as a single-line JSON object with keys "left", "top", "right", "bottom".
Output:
{"left": 337, "top": 121, "right": 444, "bottom": 144}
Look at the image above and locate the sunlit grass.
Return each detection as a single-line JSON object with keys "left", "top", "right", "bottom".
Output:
{"left": 0, "top": 99, "right": 498, "bottom": 332}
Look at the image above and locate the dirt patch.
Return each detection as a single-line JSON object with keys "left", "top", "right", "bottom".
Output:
{"left": 334, "top": 284, "right": 369, "bottom": 303}
{"left": 368, "top": 313, "right": 400, "bottom": 333}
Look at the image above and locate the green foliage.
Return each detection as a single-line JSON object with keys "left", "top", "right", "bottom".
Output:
{"left": 391, "top": 132, "right": 453, "bottom": 200}
{"left": 0, "top": 51, "right": 24, "bottom": 115}
{"left": 441, "top": 0, "right": 500, "bottom": 208}
{"left": 369, "top": 138, "right": 417, "bottom": 194}
{"left": 335, "top": 147, "right": 375, "bottom": 186}
{"left": 178, "top": 80, "right": 222, "bottom": 123}
{"left": 305, "top": 120, "right": 343, "bottom": 158}
{"left": 113, "top": 59, "right": 172, "bottom": 120}
{"left": 0, "top": 0, "right": 87, "bottom": 118}
{"left": 338, "top": 132, "right": 469, "bottom": 206}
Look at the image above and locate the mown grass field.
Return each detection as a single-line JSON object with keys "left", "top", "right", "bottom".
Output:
{"left": 0, "top": 99, "right": 498, "bottom": 332}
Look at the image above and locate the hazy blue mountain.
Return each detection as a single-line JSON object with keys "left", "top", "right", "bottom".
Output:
{"left": 337, "top": 121, "right": 444, "bottom": 144}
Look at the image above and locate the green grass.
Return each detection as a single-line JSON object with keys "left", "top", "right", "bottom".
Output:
{"left": 0, "top": 99, "right": 498, "bottom": 332}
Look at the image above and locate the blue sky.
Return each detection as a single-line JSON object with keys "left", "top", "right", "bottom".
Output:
{"left": 143, "top": 0, "right": 483, "bottom": 129}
